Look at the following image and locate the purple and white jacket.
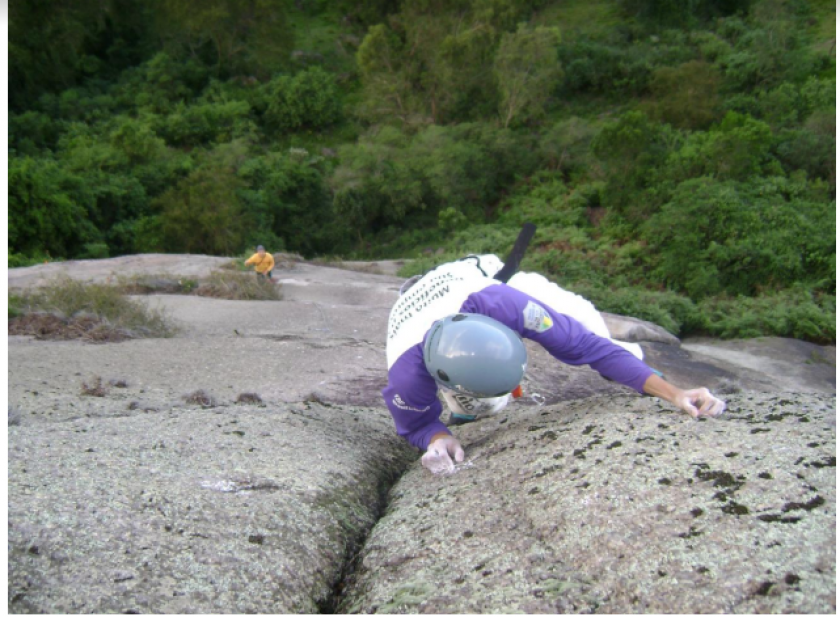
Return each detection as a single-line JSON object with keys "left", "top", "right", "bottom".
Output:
{"left": 383, "top": 255, "right": 654, "bottom": 450}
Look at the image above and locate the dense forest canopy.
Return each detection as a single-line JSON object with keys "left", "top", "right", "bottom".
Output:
{"left": 8, "top": 0, "right": 836, "bottom": 343}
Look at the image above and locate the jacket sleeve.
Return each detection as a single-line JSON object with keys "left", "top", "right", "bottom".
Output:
{"left": 265, "top": 254, "right": 275, "bottom": 270}
{"left": 244, "top": 254, "right": 257, "bottom": 265}
{"left": 381, "top": 344, "right": 450, "bottom": 450}
{"left": 460, "top": 285, "right": 654, "bottom": 393}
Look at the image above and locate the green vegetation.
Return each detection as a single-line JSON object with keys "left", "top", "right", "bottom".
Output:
{"left": 8, "top": 0, "right": 835, "bottom": 342}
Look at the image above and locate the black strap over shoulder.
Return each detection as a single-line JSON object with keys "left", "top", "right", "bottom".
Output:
{"left": 494, "top": 223, "right": 537, "bottom": 283}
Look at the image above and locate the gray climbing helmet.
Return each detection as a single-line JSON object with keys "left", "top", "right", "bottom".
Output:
{"left": 423, "top": 313, "right": 527, "bottom": 398}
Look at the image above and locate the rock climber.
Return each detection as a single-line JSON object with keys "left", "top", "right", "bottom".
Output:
{"left": 383, "top": 252, "right": 726, "bottom": 475}
{"left": 244, "top": 245, "right": 275, "bottom": 281}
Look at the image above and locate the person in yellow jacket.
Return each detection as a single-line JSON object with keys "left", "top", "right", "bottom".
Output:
{"left": 244, "top": 245, "right": 275, "bottom": 281}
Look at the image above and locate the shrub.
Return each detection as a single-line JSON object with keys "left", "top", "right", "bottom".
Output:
{"left": 538, "top": 118, "right": 597, "bottom": 177}
{"left": 642, "top": 176, "right": 835, "bottom": 299}
{"left": 183, "top": 390, "right": 216, "bottom": 407}
{"left": 155, "top": 163, "right": 248, "bottom": 255}
{"left": 159, "top": 100, "right": 254, "bottom": 146}
{"left": 236, "top": 392, "right": 263, "bottom": 405}
{"left": 261, "top": 67, "right": 342, "bottom": 133}
{"left": 564, "top": 282, "right": 703, "bottom": 336}
{"left": 116, "top": 274, "right": 199, "bottom": 295}
{"left": 194, "top": 271, "right": 282, "bottom": 301}
{"left": 698, "top": 289, "right": 835, "bottom": 344}
{"left": 592, "top": 111, "right": 678, "bottom": 218}
{"left": 9, "top": 277, "right": 175, "bottom": 341}
{"left": 646, "top": 60, "right": 723, "bottom": 130}
{"left": 8, "top": 156, "right": 100, "bottom": 258}
{"left": 81, "top": 376, "right": 109, "bottom": 397}
{"left": 559, "top": 40, "right": 653, "bottom": 97}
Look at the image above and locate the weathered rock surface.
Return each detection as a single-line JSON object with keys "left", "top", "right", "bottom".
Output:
{"left": 7, "top": 254, "right": 235, "bottom": 288}
{"left": 340, "top": 392, "right": 836, "bottom": 614}
{"left": 8, "top": 402, "right": 414, "bottom": 613}
{"left": 7, "top": 255, "right": 836, "bottom": 613}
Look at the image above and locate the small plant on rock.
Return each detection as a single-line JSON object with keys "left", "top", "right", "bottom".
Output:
{"left": 183, "top": 390, "right": 216, "bottom": 407}
{"left": 236, "top": 392, "right": 263, "bottom": 404}
{"left": 81, "top": 376, "right": 109, "bottom": 397}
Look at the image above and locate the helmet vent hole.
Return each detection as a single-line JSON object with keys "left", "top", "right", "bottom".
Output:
{"left": 437, "top": 369, "right": 450, "bottom": 382}
{"left": 452, "top": 314, "right": 467, "bottom": 322}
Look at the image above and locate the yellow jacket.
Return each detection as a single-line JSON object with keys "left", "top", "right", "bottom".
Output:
{"left": 245, "top": 252, "right": 275, "bottom": 274}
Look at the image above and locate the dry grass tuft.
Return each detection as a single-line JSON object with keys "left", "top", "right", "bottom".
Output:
{"left": 81, "top": 375, "right": 109, "bottom": 397}
{"left": 236, "top": 392, "right": 263, "bottom": 404}
{"left": 183, "top": 390, "right": 216, "bottom": 407}
{"left": 116, "top": 274, "right": 198, "bottom": 295}
{"left": 272, "top": 252, "right": 305, "bottom": 269}
{"left": 9, "top": 277, "right": 175, "bottom": 342}
{"left": 9, "top": 312, "right": 131, "bottom": 342}
{"left": 195, "top": 271, "right": 282, "bottom": 301}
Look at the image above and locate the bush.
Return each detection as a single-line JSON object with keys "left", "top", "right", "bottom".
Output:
{"left": 159, "top": 100, "right": 254, "bottom": 146}
{"left": 9, "top": 277, "right": 175, "bottom": 341}
{"left": 775, "top": 111, "right": 836, "bottom": 184}
{"left": 496, "top": 177, "right": 595, "bottom": 236}
{"left": 239, "top": 149, "right": 338, "bottom": 256}
{"left": 155, "top": 162, "right": 248, "bottom": 256}
{"left": 559, "top": 41, "right": 653, "bottom": 97}
{"left": 698, "top": 289, "right": 835, "bottom": 344}
{"left": 646, "top": 60, "right": 723, "bottom": 130}
{"left": 563, "top": 282, "right": 703, "bottom": 336}
{"left": 538, "top": 117, "right": 597, "bottom": 178}
{"left": 642, "top": 176, "right": 835, "bottom": 300}
{"left": 8, "top": 156, "right": 100, "bottom": 258}
{"left": 591, "top": 111, "right": 678, "bottom": 215}
{"left": 8, "top": 250, "right": 57, "bottom": 269}
{"left": 331, "top": 123, "right": 537, "bottom": 240}
{"left": 654, "top": 112, "right": 777, "bottom": 190}
{"left": 261, "top": 67, "right": 342, "bottom": 133}
{"left": 194, "top": 272, "right": 282, "bottom": 301}
{"left": 115, "top": 274, "right": 199, "bottom": 295}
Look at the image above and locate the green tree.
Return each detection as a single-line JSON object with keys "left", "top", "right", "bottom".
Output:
{"left": 658, "top": 111, "right": 776, "bottom": 185}
{"left": 150, "top": 0, "right": 294, "bottom": 78}
{"left": 591, "top": 111, "right": 677, "bottom": 215}
{"left": 642, "top": 176, "right": 835, "bottom": 299}
{"left": 717, "top": 2, "right": 822, "bottom": 92}
{"left": 155, "top": 165, "right": 247, "bottom": 255}
{"left": 109, "top": 115, "right": 169, "bottom": 163}
{"left": 8, "top": 156, "right": 100, "bottom": 257}
{"left": 239, "top": 149, "right": 339, "bottom": 256}
{"left": 355, "top": 24, "right": 418, "bottom": 125}
{"left": 619, "top": 0, "right": 751, "bottom": 28}
{"left": 331, "top": 122, "right": 537, "bottom": 240}
{"left": 356, "top": 1, "right": 538, "bottom": 125}
{"left": 9, "top": 0, "right": 154, "bottom": 110}
{"left": 646, "top": 60, "right": 723, "bottom": 130}
{"left": 493, "top": 25, "right": 562, "bottom": 128}
{"left": 153, "top": 142, "right": 253, "bottom": 255}
{"left": 538, "top": 117, "right": 597, "bottom": 177}
{"left": 261, "top": 67, "right": 342, "bottom": 133}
